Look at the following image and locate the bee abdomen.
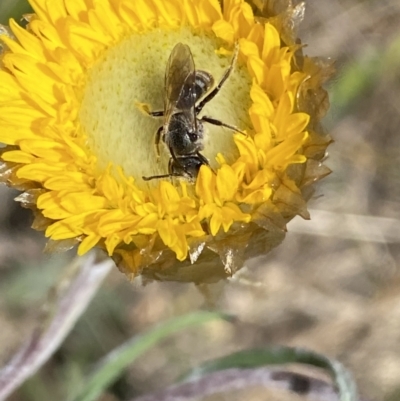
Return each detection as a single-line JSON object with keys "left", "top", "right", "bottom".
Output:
{"left": 193, "top": 70, "right": 214, "bottom": 102}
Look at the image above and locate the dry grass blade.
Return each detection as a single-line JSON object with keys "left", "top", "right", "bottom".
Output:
{"left": 288, "top": 209, "right": 400, "bottom": 243}
{"left": 0, "top": 252, "right": 114, "bottom": 401}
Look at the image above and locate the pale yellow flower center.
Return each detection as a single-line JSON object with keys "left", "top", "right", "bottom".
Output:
{"left": 79, "top": 28, "right": 252, "bottom": 185}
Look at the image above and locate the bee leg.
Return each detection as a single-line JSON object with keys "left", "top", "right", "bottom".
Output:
{"left": 195, "top": 43, "right": 239, "bottom": 114}
{"left": 142, "top": 157, "right": 182, "bottom": 181}
{"left": 196, "top": 152, "right": 216, "bottom": 175}
{"left": 148, "top": 110, "right": 164, "bottom": 117}
{"left": 196, "top": 152, "right": 209, "bottom": 165}
{"left": 200, "top": 116, "right": 247, "bottom": 136}
{"left": 167, "top": 157, "right": 175, "bottom": 182}
{"left": 142, "top": 173, "right": 183, "bottom": 181}
{"left": 135, "top": 102, "right": 164, "bottom": 117}
{"left": 142, "top": 173, "right": 171, "bottom": 181}
{"left": 155, "top": 126, "right": 163, "bottom": 160}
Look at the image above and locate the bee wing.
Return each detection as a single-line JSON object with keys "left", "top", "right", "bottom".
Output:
{"left": 164, "top": 43, "right": 196, "bottom": 125}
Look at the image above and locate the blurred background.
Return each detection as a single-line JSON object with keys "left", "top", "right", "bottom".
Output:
{"left": 1, "top": 0, "right": 400, "bottom": 400}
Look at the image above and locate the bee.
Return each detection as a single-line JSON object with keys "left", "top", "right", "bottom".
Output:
{"left": 142, "top": 43, "right": 245, "bottom": 181}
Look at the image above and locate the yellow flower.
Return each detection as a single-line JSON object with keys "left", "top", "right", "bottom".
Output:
{"left": 196, "top": 163, "right": 251, "bottom": 236}
{"left": 0, "top": 0, "right": 333, "bottom": 283}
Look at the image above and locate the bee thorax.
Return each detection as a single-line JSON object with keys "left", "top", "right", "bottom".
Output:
{"left": 165, "top": 113, "right": 204, "bottom": 155}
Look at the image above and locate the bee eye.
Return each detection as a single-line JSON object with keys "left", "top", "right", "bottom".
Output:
{"left": 188, "top": 133, "right": 198, "bottom": 142}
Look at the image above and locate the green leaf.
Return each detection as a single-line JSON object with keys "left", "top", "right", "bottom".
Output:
{"left": 0, "top": 0, "right": 33, "bottom": 25}
{"left": 70, "top": 311, "right": 231, "bottom": 401}
{"left": 183, "top": 346, "right": 358, "bottom": 401}
{"left": 330, "top": 50, "right": 380, "bottom": 117}
{"left": 330, "top": 32, "right": 400, "bottom": 121}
